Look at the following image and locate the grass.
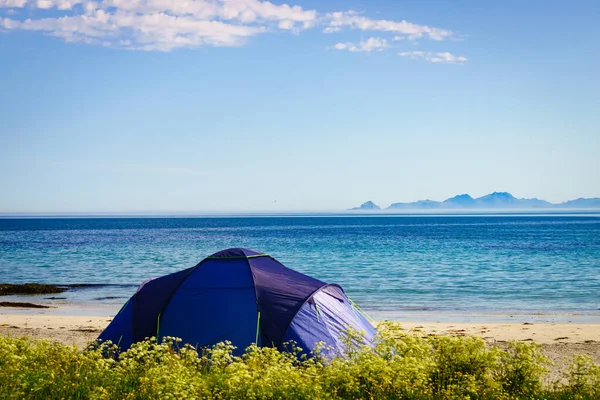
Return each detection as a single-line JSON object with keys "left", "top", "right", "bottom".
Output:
{"left": 0, "top": 322, "right": 599, "bottom": 399}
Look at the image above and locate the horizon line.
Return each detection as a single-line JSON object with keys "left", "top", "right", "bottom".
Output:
{"left": 1, "top": 209, "right": 600, "bottom": 218}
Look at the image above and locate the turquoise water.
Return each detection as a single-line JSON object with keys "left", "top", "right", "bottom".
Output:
{"left": 1, "top": 214, "right": 599, "bottom": 321}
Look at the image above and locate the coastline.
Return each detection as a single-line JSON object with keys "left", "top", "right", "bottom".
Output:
{"left": 2, "top": 312, "right": 599, "bottom": 346}
{"left": 2, "top": 307, "right": 599, "bottom": 383}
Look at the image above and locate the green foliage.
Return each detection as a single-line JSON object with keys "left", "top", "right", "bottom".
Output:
{"left": 429, "top": 335, "right": 502, "bottom": 398}
{"left": 550, "top": 355, "right": 600, "bottom": 400}
{"left": 0, "top": 323, "right": 599, "bottom": 399}
{"left": 495, "top": 341, "right": 548, "bottom": 397}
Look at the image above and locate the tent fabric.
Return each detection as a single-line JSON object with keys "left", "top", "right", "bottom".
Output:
{"left": 207, "top": 248, "right": 265, "bottom": 259}
{"left": 158, "top": 257, "right": 258, "bottom": 349}
{"left": 97, "top": 248, "right": 376, "bottom": 355}
{"left": 248, "top": 254, "right": 326, "bottom": 346}
{"left": 132, "top": 266, "right": 194, "bottom": 343}
{"left": 282, "top": 285, "right": 377, "bottom": 356}
{"left": 97, "top": 296, "right": 134, "bottom": 348}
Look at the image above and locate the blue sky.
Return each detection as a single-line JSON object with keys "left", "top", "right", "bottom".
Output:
{"left": 1, "top": 0, "right": 599, "bottom": 212}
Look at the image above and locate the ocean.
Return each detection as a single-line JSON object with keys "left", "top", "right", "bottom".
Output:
{"left": 1, "top": 213, "right": 599, "bottom": 322}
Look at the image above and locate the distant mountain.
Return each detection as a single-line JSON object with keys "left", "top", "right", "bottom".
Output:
{"left": 350, "top": 201, "right": 381, "bottom": 211}
{"left": 557, "top": 198, "right": 600, "bottom": 208}
{"left": 442, "top": 194, "right": 477, "bottom": 208}
{"left": 352, "top": 192, "right": 600, "bottom": 210}
{"left": 476, "top": 192, "right": 519, "bottom": 207}
{"left": 386, "top": 200, "right": 438, "bottom": 209}
{"left": 472, "top": 192, "right": 552, "bottom": 208}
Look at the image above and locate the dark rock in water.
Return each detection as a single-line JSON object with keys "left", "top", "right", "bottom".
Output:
{"left": 0, "top": 283, "right": 67, "bottom": 296}
{"left": 93, "top": 296, "right": 125, "bottom": 300}
{"left": 62, "top": 284, "right": 96, "bottom": 288}
{"left": 61, "top": 283, "right": 138, "bottom": 290}
{"left": 44, "top": 297, "right": 67, "bottom": 300}
{"left": 0, "top": 301, "right": 50, "bottom": 308}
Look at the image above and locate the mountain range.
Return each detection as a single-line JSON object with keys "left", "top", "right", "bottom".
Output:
{"left": 350, "top": 201, "right": 381, "bottom": 210}
{"left": 350, "top": 192, "right": 600, "bottom": 210}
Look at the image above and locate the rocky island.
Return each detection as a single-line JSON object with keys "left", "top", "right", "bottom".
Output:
{"left": 350, "top": 192, "right": 600, "bottom": 210}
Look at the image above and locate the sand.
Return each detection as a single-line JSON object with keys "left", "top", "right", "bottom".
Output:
{"left": 1, "top": 311, "right": 599, "bottom": 383}
{"left": 397, "top": 321, "right": 600, "bottom": 345}
{"left": 0, "top": 313, "right": 112, "bottom": 349}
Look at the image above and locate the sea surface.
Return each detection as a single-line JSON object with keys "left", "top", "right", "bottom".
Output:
{"left": 1, "top": 213, "right": 599, "bottom": 322}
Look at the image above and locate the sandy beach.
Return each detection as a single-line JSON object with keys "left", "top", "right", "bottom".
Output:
{"left": 2, "top": 309, "right": 599, "bottom": 383}
{"left": 2, "top": 312, "right": 598, "bottom": 346}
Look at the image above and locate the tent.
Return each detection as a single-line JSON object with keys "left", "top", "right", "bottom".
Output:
{"left": 98, "top": 248, "right": 376, "bottom": 355}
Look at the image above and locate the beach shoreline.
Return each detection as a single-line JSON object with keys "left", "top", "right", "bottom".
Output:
{"left": 2, "top": 308, "right": 599, "bottom": 383}
{"left": 2, "top": 306, "right": 599, "bottom": 346}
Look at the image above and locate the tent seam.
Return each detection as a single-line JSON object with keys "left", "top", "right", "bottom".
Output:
{"left": 130, "top": 293, "right": 139, "bottom": 342}
{"left": 147, "top": 261, "right": 209, "bottom": 340}
{"left": 277, "top": 283, "right": 343, "bottom": 346}
{"left": 206, "top": 254, "right": 269, "bottom": 260}
{"left": 246, "top": 256, "right": 262, "bottom": 346}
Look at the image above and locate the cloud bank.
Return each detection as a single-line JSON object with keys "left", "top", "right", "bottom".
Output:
{"left": 324, "top": 11, "right": 451, "bottom": 40}
{"left": 1, "top": 0, "right": 463, "bottom": 57}
{"left": 398, "top": 51, "right": 467, "bottom": 64}
{"left": 334, "top": 37, "right": 388, "bottom": 52}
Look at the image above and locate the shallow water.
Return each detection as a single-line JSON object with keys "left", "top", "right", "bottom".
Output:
{"left": 1, "top": 213, "right": 599, "bottom": 321}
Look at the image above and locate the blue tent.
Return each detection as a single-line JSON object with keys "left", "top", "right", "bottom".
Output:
{"left": 98, "top": 248, "right": 376, "bottom": 355}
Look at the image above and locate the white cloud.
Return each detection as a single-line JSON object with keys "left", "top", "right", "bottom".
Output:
{"left": 323, "top": 26, "right": 340, "bottom": 33}
{"left": 325, "top": 10, "right": 452, "bottom": 40}
{"left": 0, "top": 0, "right": 27, "bottom": 7}
{"left": 36, "top": 0, "right": 53, "bottom": 8}
{"left": 334, "top": 37, "right": 388, "bottom": 52}
{"left": 399, "top": 50, "right": 467, "bottom": 64}
{"left": 0, "top": 0, "right": 316, "bottom": 50}
{"left": 96, "top": 0, "right": 317, "bottom": 27}
{"left": 228, "top": 0, "right": 317, "bottom": 24}
{"left": 277, "top": 19, "right": 293, "bottom": 30}
{"left": 35, "top": 0, "right": 84, "bottom": 10}
{"left": 2, "top": 9, "right": 265, "bottom": 50}
{"left": 0, "top": 0, "right": 457, "bottom": 52}
{"left": 1, "top": 16, "right": 20, "bottom": 28}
